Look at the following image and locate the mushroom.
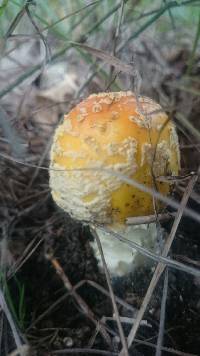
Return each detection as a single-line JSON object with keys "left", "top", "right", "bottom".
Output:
{"left": 49, "top": 91, "right": 180, "bottom": 277}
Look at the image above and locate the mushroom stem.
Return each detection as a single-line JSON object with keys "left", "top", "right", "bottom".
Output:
{"left": 90, "top": 223, "right": 160, "bottom": 277}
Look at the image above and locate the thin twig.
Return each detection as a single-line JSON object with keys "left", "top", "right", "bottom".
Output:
{"left": 4, "top": 2, "right": 27, "bottom": 38}
{"left": 119, "top": 174, "right": 198, "bottom": 355}
{"left": 76, "top": 280, "right": 135, "bottom": 312}
{"left": 52, "top": 348, "right": 117, "bottom": 355}
{"left": 25, "top": 6, "right": 51, "bottom": 63}
{"left": 155, "top": 268, "right": 169, "bottom": 356}
{"left": 91, "top": 227, "right": 129, "bottom": 356}
{"left": 26, "top": 291, "right": 69, "bottom": 332}
{"left": 109, "top": 0, "right": 125, "bottom": 80}
{"left": 1, "top": 152, "right": 200, "bottom": 224}
{"left": 118, "top": 0, "right": 200, "bottom": 52}
{"left": 47, "top": 255, "right": 112, "bottom": 348}
{"left": 126, "top": 212, "right": 176, "bottom": 225}
{"left": 26, "top": 277, "right": 136, "bottom": 331}
{"left": 7, "top": 237, "right": 44, "bottom": 279}
{"left": 163, "top": 0, "right": 176, "bottom": 29}
{"left": 41, "top": 0, "right": 101, "bottom": 32}
{"left": 95, "top": 224, "right": 200, "bottom": 277}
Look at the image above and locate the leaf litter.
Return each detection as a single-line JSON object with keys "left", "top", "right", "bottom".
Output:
{"left": 0, "top": 2, "right": 200, "bottom": 355}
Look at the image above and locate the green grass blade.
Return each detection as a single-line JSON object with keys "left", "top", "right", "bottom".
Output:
{"left": 186, "top": 10, "right": 200, "bottom": 74}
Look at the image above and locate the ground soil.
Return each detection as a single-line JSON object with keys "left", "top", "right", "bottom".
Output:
{"left": 1, "top": 165, "right": 200, "bottom": 355}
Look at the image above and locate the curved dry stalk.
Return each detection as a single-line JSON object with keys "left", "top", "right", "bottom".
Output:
{"left": 95, "top": 224, "right": 200, "bottom": 277}
{"left": 0, "top": 152, "right": 200, "bottom": 224}
{"left": 126, "top": 212, "right": 176, "bottom": 225}
{"left": 91, "top": 227, "right": 129, "bottom": 356}
{"left": 155, "top": 268, "right": 169, "bottom": 356}
{"left": 119, "top": 174, "right": 198, "bottom": 355}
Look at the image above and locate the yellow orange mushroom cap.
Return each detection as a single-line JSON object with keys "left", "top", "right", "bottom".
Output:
{"left": 49, "top": 91, "right": 180, "bottom": 224}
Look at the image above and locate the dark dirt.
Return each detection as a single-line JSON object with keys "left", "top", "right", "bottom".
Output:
{"left": 0, "top": 163, "right": 200, "bottom": 355}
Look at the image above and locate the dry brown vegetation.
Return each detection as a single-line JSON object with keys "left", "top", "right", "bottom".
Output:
{"left": 0, "top": 1, "right": 200, "bottom": 355}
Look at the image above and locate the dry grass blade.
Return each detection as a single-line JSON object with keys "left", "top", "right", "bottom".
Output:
{"left": 8, "top": 345, "right": 29, "bottom": 356}
{"left": 0, "top": 1, "right": 122, "bottom": 100}
{"left": 23, "top": 134, "right": 53, "bottom": 195}
{"left": 157, "top": 173, "right": 196, "bottom": 183}
{"left": 85, "top": 0, "right": 129, "bottom": 38}
{"left": 155, "top": 268, "right": 169, "bottom": 356}
{"left": 109, "top": 0, "right": 125, "bottom": 81}
{"left": 7, "top": 237, "right": 44, "bottom": 279}
{"left": 91, "top": 227, "right": 129, "bottom": 356}
{"left": 25, "top": 6, "right": 51, "bottom": 62}
{"left": 1, "top": 152, "right": 200, "bottom": 224}
{"left": 27, "top": 277, "right": 134, "bottom": 332}
{"left": 26, "top": 291, "right": 69, "bottom": 332}
{"left": 176, "top": 112, "right": 200, "bottom": 141}
{"left": 126, "top": 212, "right": 176, "bottom": 225}
{"left": 4, "top": 3, "right": 27, "bottom": 39}
{"left": 69, "top": 41, "right": 136, "bottom": 77}
{"left": 47, "top": 255, "right": 112, "bottom": 348}
{"left": 52, "top": 348, "right": 118, "bottom": 355}
{"left": 95, "top": 224, "right": 200, "bottom": 277}
{"left": 113, "top": 0, "right": 125, "bottom": 48}
{"left": 186, "top": 10, "right": 200, "bottom": 75}
{"left": 0, "top": 289, "right": 24, "bottom": 354}
{"left": 119, "top": 174, "right": 198, "bottom": 355}
{"left": 0, "top": 0, "right": 199, "bottom": 354}
{"left": 42, "top": 0, "right": 101, "bottom": 32}
{"left": 76, "top": 280, "right": 135, "bottom": 312}
{"left": 118, "top": 0, "right": 200, "bottom": 52}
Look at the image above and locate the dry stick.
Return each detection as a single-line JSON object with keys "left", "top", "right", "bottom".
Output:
{"left": 26, "top": 269, "right": 195, "bottom": 356}
{"left": 27, "top": 277, "right": 196, "bottom": 355}
{"left": 101, "top": 316, "right": 197, "bottom": 356}
{"left": 48, "top": 256, "right": 112, "bottom": 348}
{"left": 126, "top": 212, "right": 176, "bottom": 225}
{"left": 78, "top": 280, "right": 135, "bottom": 312}
{"left": 155, "top": 268, "right": 169, "bottom": 356}
{"left": 119, "top": 174, "right": 198, "bottom": 355}
{"left": 91, "top": 228, "right": 129, "bottom": 356}
{"left": 52, "top": 348, "right": 117, "bottom": 355}
{"left": 27, "top": 278, "right": 135, "bottom": 332}
{"left": 7, "top": 237, "right": 44, "bottom": 279}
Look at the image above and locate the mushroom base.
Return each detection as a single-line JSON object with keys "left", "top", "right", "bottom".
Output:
{"left": 90, "top": 223, "right": 162, "bottom": 277}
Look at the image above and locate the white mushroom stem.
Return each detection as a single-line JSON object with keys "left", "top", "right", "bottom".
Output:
{"left": 90, "top": 223, "right": 161, "bottom": 277}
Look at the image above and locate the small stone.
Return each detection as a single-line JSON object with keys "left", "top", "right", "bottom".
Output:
{"left": 63, "top": 336, "right": 73, "bottom": 347}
